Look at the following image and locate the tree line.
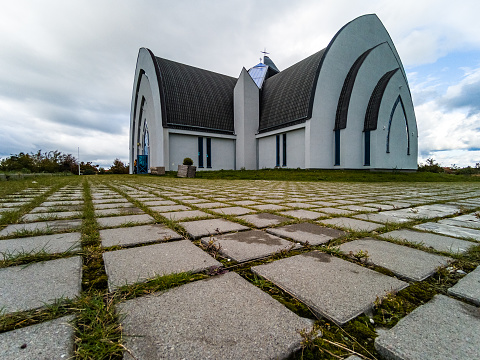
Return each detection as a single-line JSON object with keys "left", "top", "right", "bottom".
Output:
{"left": 0, "top": 150, "right": 129, "bottom": 174}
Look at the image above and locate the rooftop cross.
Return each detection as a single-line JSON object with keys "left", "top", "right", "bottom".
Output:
{"left": 261, "top": 48, "right": 269, "bottom": 63}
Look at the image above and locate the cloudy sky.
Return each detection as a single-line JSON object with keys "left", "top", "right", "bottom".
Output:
{"left": 1, "top": 0, "right": 479, "bottom": 168}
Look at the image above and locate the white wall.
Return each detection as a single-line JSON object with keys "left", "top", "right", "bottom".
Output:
{"left": 168, "top": 133, "right": 235, "bottom": 170}
{"left": 258, "top": 127, "right": 305, "bottom": 169}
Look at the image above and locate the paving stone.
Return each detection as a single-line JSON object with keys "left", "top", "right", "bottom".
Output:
{"left": 363, "top": 203, "right": 396, "bottom": 210}
{"left": 91, "top": 198, "right": 130, "bottom": 204}
{"left": 282, "top": 202, "right": 318, "bottom": 209}
{"left": 310, "top": 201, "right": 339, "bottom": 207}
{"left": 95, "top": 207, "right": 144, "bottom": 217}
{"left": 100, "top": 224, "right": 182, "bottom": 247}
{"left": 210, "top": 206, "right": 254, "bottom": 216}
{"left": 319, "top": 217, "right": 383, "bottom": 231}
{"left": 31, "top": 205, "right": 83, "bottom": 213}
{"left": 40, "top": 200, "right": 83, "bottom": 206}
{"left": 250, "top": 204, "right": 289, "bottom": 211}
{"left": 96, "top": 214, "right": 155, "bottom": 229}
{"left": 159, "top": 210, "right": 213, "bottom": 221}
{"left": 180, "top": 218, "right": 249, "bottom": 239}
{"left": 200, "top": 230, "right": 298, "bottom": 262}
{"left": 414, "top": 222, "right": 480, "bottom": 240}
{"left": 21, "top": 211, "right": 81, "bottom": 222}
{"left": 149, "top": 204, "right": 191, "bottom": 212}
{"left": 339, "top": 205, "right": 376, "bottom": 212}
{"left": 266, "top": 223, "right": 345, "bottom": 245}
{"left": 315, "top": 207, "right": 354, "bottom": 215}
{"left": 0, "top": 202, "right": 27, "bottom": 208}
{"left": 375, "top": 295, "right": 480, "bottom": 360}
{"left": 181, "top": 198, "right": 209, "bottom": 204}
{"left": 354, "top": 212, "right": 410, "bottom": 224}
{"left": 381, "top": 229, "right": 476, "bottom": 254}
{"left": 103, "top": 240, "right": 221, "bottom": 291}
{"left": 339, "top": 238, "right": 452, "bottom": 281}
{"left": 279, "top": 209, "right": 326, "bottom": 220}
{"left": 0, "top": 219, "right": 82, "bottom": 237}
{"left": 438, "top": 213, "right": 480, "bottom": 229}
{"left": 252, "top": 252, "right": 407, "bottom": 325}
{"left": 231, "top": 200, "right": 259, "bottom": 206}
{"left": 237, "top": 213, "right": 290, "bottom": 228}
{"left": 0, "top": 315, "right": 75, "bottom": 360}
{"left": 92, "top": 202, "right": 133, "bottom": 210}
{"left": 0, "top": 256, "right": 82, "bottom": 314}
{"left": 0, "top": 232, "right": 81, "bottom": 258}
{"left": 448, "top": 265, "right": 480, "bottom": 305}
{"left": 194, "top": 202, "right": 230, "bottom": 209}
{"left": 139, "top": 199, "right": 176, "bottom": 206}
{"left": 118, "top": 272, "right": 313, "bottom": 360}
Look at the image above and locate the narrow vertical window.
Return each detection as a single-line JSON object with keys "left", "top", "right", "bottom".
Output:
{"left": 276, "top": 135, "right": 280, "bottom": 167}
{"left": 198, "top": 137, "right": 204, "bottom": 168}
{"left": 364, "top": 131, "right": 370, "bottom": 166}
{"left": 334, "top": 130, "right": 340, "bottom": 166}
{"left": 282, "top": 133, "right": 287, "bottom": 167}
{"left": 206, "top": 137, "right": 212, "bottom": 168}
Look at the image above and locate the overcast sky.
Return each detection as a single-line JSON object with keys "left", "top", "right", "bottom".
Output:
{"left": 1, "top": 0, "right": 479, "bottom": 168}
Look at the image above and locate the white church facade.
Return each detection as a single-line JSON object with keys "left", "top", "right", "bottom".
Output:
{"left": 129, "top": 14, "right": 418, "bottom": 173}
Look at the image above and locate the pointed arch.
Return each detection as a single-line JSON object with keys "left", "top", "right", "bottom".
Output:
{"left": 386, "top": 95, "right": 410, "bottom": 155}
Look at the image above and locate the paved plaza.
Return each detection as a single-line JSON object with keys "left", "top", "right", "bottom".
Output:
{"left": 0, "top": 178, "right": 479, "bottom": 359}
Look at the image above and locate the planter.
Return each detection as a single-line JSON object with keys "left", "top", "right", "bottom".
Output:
{"left": 150, "top": 166, "right": 165, "bottom": 175}
{"left": 177, "top": 165, "right": 196, "bottom": 178}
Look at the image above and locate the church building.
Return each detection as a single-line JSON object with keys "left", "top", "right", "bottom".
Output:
{"left": 129, "top": 14, "right": 418, "bottom": 173}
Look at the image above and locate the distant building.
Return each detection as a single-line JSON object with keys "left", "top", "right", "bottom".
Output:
{"left": 130, "top": 14, "right": 417, "bottom": 173}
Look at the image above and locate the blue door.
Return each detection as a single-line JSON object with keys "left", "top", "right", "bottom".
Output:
{"left": 137, "top": 155, "right": 148, "bottom": 174}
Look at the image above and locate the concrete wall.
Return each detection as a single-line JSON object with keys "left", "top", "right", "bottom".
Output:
{"left": 234, "top": 68, "right": 259, "bottom": 170}
{"left": 129, "top": 48, "right": 165, "bottom": 173}
{"left": 168, "top": 132, "right": 235, "bottom": 170}
{"left": 258, "top": 127, "right": 305, "bottom": 169}
{"left": 307, "top": 14, "right": 414, "bottom": 169}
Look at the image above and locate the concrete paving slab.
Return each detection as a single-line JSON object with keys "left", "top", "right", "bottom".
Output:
{"left": 448, "top": 265, "right": 480, "bottom": 305}
{"left": 0, "top": 202, "right": 28, "bottom": 208}
{"left": 381, "top": 229, "right": 476, "bottom": 254}
{"left": 414, "top": 222, "right": 480, "bottom": 240}
{"left": 0, "top": 315, "right": 75, "bottom": 360}
{"left": 96, "top": 214, "right": 155, "bottom": 229}
{"left": 210, "top": 206, "right": 254, "bottom": 216}
{"left": 314, "top": 207, "right": 354, "bottom": 215}
{"left": 100, "top": 224, "right": 182, "bottom": 247}
{"left": 363, "top": 203, "right": 396, "bottom": 210}
{"left": 319, "top": 218, "right": 383, "bottom": 232}
{"left": 92, "top": 202, "right": 132, "bottom": 210}
{"left": 252, "top": 252, "right": 407, "bottom": 325}
{"left": 21, "top": 211, "right": 82, "bottom": 222}
{"left": 95, "top": 207, "right": 144, "bottom": 217}
{"left": 149, "top": 204, "right": 191, "bottom": 212}
{"left": 282, "top": 202, "right": 318, "bottom": 209}
{"left": 194, "top": 202, "right": 230, "bottom": 209}
{"left": 250, "top": 204, "right": 290, "bottom": 211}
{"left": 40, "top": 200, "right": 83, "bottom": 206}
{"left": 266, "top": 223, "right": 345, "bottom": 245}
{"left": 181, "top": 198, "right": 209, "bottom": 204}
{"left": 0, "top": 256, "right": 82, "bottom": 314}
{"left": 354, "top": 212, "right": 410, "bottom": 224}
{"left": 0, "top": 232, "right": 81, "bottom": 258}
{"left": 0, "top": 219, "right": 82, "bottom": 237}
{"left": 279, "top": 209, "right": 326, "bottom": 220}
{"left": 375, "top": 295, "right": 480, "bottom": 360}
{"left": 237, "top": 213, "right": 290, "bottom": 228}
{"left": 200, "top": 230, "right": 298, "bottom": 262}
{"left": 180, "top": 218, "right": 249, "bottom": 239}
{"left": 140, "top": 200, "right": 176, "bottom": 206}
{"left": 31, "top": 205, "right": 83, "bottom": 213}
{"left": 231, "top": 200, "right": 259, "bottom": 206}
{"left": 159, "top": 210, "right": 213, "bottom": 221}
{"left": 103, "top": 240, "right": 221, "bottom": 291}
{"left": 339, "top": 238, "right": 452, "bottom": 281}
{"left": 438, "top": 213, "right": 480, "bottom": 229}
{"left": 339, "top": 205, "right": 377, "bottom": 212}
{"left": 91, "top": 198, "right": 130, "bottom": 204}
{"left": 118, "top": 272, "right": 313, "bottom": 360}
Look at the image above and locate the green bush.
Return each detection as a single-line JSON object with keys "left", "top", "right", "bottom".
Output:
{"left": 183, "top": 157, "right": 193, "bottom": 166}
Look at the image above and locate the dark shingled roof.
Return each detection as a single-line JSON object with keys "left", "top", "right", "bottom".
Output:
{"left": 259, "top": 49, "right": 326, "bottom": 133}
{"left": 364, "top": 68, "right": 399, "bottom": 131}
{"left": 155, "top": 57, "right": 237, "bottom": 134}
{"left": 335, "top": 46, "right": 378, "bottom": 130}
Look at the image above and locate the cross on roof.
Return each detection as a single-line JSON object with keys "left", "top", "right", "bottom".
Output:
{"left": 261, "top": 48, "right": 269, "bottom": 63}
